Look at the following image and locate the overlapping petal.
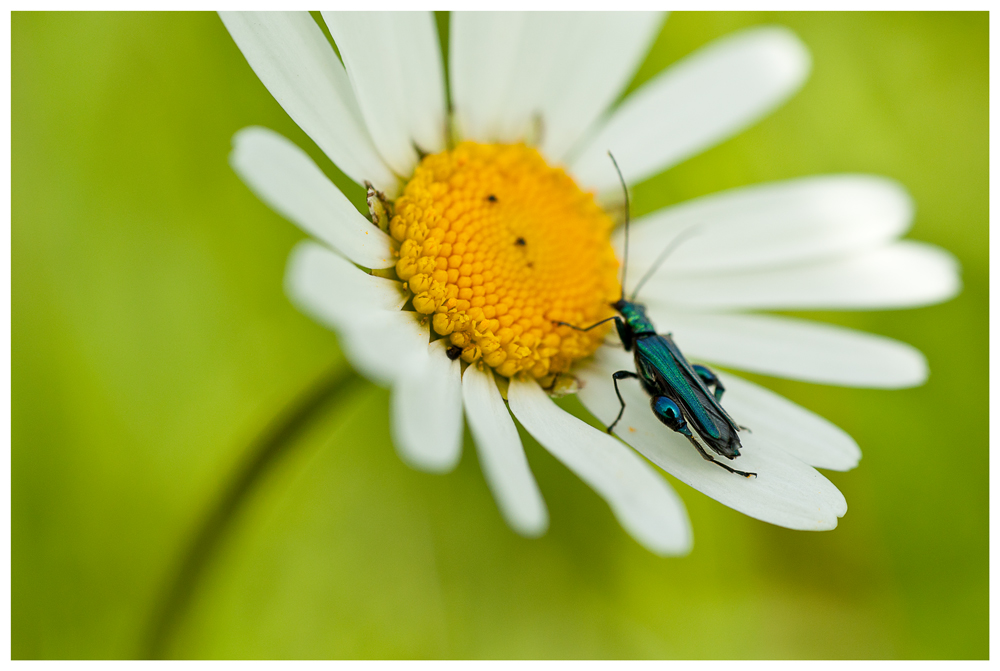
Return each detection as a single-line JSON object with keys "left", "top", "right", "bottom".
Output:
{"left": 639, "top": 241, "right": 961, "bottom": 311}
{"left": 231, "top": 127, "right": 395, "bottom": 270}
{"left": 572, "top": 26, "right": 810, "bottom": 191}
{"left": 463, "top": 365, "right": 548, "bottom": 536}
{"left": 220, "top": 12, "right": 397, "bottom": 193}
{"left": 323, "top": 12, "right": 447, "bottom": 177}
{"left": 450, "top": 12, "right": 529, "bottom": 143}
{"left": 618, "top": 175, "right": 914, "bottom": 280}
{"left": 646, "top": 309, "right": 927, "bottom": 388}
{"left": 717, "top": 374, "right": 861, "bottom": 471}
{"left": 450, "top": 12, "right": 662, "bottom": 152}
{"left": 537, "top": 12, "right": 665, "bottom": 162}
{"left": 508, "top": 377, "right": 692, "bottom": 555}
{"left": 575, "top": 349, "right": 847, "bottom": 530}
{"left": 284, "top": 242, "right": 406, "bottom": 315}
{"left": 284, "top": 242, "right": 426, "bottom": 386}
{"left": 390, "top": 340, "right": 464, "bottom": 473}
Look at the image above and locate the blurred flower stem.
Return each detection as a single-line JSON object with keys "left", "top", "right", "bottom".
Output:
{"left": 142, "top": 365, "right": 364, "bottom": 658}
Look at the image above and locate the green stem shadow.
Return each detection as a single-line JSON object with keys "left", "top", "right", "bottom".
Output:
{"left": 142, "top": 365, "right": 364, "bottom": 659}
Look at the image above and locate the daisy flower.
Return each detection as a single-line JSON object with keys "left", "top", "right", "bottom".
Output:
{"left": 220, "top": 12, "right": 959, "bottom": 555}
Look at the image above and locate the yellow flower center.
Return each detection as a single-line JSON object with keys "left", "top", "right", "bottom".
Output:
{"left": 390, "top": 142, "right": 619, "bottom": 380}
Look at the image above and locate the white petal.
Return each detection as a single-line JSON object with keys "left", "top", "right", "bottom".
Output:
{"left": 337, "top": 310, "right": 430, "bottom": 388}
{"left": 576, "top": 349, "right": 847, "bottom": 530}
{"left": 539, "top": 12, "right": 666, "bottom": 162}
{"left": 451, "top": 12, "right": 661, "bottom": 147}
{"left": 231, "top": 127, "right": 395, "bottom": 269}
{"left": 219, "top": 12, "right": 398, "bottom": 193}
{"left": 488, "top": 13, "right": 587, "bottom": 143}
{"left": 647, "top": 309, "right": 928, "bottom": 388}
{"left": 285, "top": 241, "right": 406, "bottom": 313}
{"left": 448, "top": 12, "right": 540, "bottom": 142}
{"left": 390, "top": 340, "right": 464, "bottom": 473}
{"left": 462, "top": 365, "right": 548, "bottom": 536}
{"left": 572, "top": 26, "right": 810, "bottom": 191}
{"left": 640, "top": 241, "right": 961, "bottom": 311}
{"left": 450, "top": 12, "right": 527, "bottom": 143}
{"left": 284, "top": 242, "right": 425, "bottom": 386}
{"left": 324, "top": 11, "right": 446, "bottom": 177}
{"left": 619, "top": 175, "right": 914, "bottom": 281}
{"left": 508, "top": 377, "right": 691, "bottom": 555}
{"left": 718, "top": 373, "right": 861, "bottom": 472}
{"left": 447, "top": 12, "right": 662, "bottom": 153}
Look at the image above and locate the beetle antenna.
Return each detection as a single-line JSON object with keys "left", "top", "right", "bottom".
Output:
{"left": 608, "top": 151, "right": 628, "bottom": 302}
{"left": 629, "top": 223, "right": 707, "bottom": 301}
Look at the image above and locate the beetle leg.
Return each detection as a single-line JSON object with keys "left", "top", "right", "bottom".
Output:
{"left": 685, "top": 434, "right": 756, "bottom": 478}
{"left": 650, "top": 395, "right": 756, "bottom": 477}
{"left": 552, "top": 316, "right": 620, "bottom": 332}
{"left": 692, "top": 364, "right": 725, "bottom": 402}
{"left": 607, "top": 370, "right": 640, "bottom": 434}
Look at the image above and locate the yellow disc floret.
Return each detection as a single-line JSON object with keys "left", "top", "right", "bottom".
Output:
{"left": 390, "top": 142, "right": 620, "bottom": 379}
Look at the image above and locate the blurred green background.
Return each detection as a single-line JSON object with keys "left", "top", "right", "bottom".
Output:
{"left": 12, "top": 12, "right": 988, "bottom": 659}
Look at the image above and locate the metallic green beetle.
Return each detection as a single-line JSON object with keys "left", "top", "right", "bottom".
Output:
{"left": 605, "top": 298, "right": 754, "bottom": 478}
{"left": 558, "top": 154, "right": 754, "bottom": 478}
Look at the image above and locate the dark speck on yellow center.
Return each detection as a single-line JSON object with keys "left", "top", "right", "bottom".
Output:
{"left": 391, "top": 142, "right": 620, "bottom": 380}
